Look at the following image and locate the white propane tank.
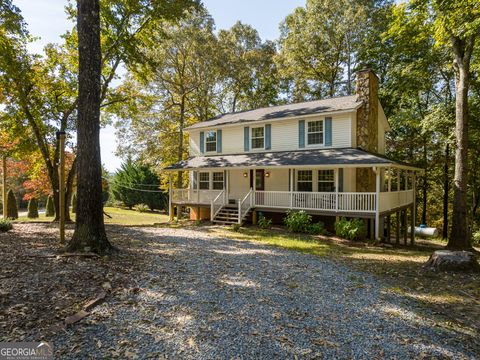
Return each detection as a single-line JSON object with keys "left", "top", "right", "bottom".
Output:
{"left": 408, "top": 225, "right": 439, "bottom": 237}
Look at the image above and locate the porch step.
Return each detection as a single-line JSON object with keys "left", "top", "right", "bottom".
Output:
{"left": 212, "top": 205, "right": 252, "bottom": 225}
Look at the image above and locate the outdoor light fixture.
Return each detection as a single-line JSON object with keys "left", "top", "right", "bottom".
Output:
{"left": 243, "top": 172, "right": 248, "bottom": 178}
{"left": 265, "top": 171, "right": 270, "bottom": 178}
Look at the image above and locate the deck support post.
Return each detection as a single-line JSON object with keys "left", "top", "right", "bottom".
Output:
{"left": 402, "top": 209, "right": 407, "bottom": 245}
{"left": 177, "top": 205, "right": 182, "bottom": 221}
{"left": 410, "top": 205, "right": 415, "bottom": 246}
{"left": 386, "top": 215, "right": 391, "bottom": 243}
{"left": 395, "top": 211, "right": 400, "bottom": 245}
{"left": 411, "top": 173, "right": 416, "bottom": 246}
{"left": 168, "top": 175, "right": 174, "bottom": 222}
{"left": 374, "top": 167, "right": 381, "bottom": 241}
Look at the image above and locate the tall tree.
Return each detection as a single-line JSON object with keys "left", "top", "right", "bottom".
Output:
{"left": 428, "top": 0, "right": 480, "bottom": 249}
{"left": 276, "top": 0, "right": 367, "bottom": 100}
{"left": 218, "top": 21, "right": 280, "bottom": 112}
{"left": 67, "top": 0, "right": 111, "bottom": 253}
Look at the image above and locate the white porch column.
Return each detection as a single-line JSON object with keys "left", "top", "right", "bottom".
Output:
{"left": 289, "top": 169, "right": 294, "bottom": 208}
{"left": 411, "top": 172, "right": 417, "bottom": 245}
{"left": 388, "top": 167, "right": 392, "bottom": 192}
{"left": 335, "top": 168, "right": 339, "bottom": 212}
{"left": 375, "top": 167, "right": 381, "bottom": 241}
{"left": 196, "top": 171, "right": 200, "bottom": 203}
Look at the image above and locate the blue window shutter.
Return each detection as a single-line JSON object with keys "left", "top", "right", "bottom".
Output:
{"left": 298, "top": 120, "right": 305, "bottom": 148}
{"left": 199, "top": 131, "right": 205, "bottom": 154}
{"left": 338, "top": 168, "right": 343, "bottom": 192}
{"left": 265, "top": 124, "right": 271, "bottom": 150}
{"left": 244, "top": 126, "right": 250, "bottom": 151}
{"left": 217, "top": 129, "right": 222, "bottom": 153}
{"left": 325, "top": 117, "right": 332, "bottom": 146}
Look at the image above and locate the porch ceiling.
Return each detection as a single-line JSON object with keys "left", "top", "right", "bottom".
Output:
{"left": 164, "top": 148, "right": 422, "bottom": 171}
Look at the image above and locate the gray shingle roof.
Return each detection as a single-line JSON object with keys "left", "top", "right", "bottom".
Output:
{"left": 164, "top": 148, "right": 421, "bottom": 170}
{"left": 186, "top": 95, "right": 361, "bottom": 130}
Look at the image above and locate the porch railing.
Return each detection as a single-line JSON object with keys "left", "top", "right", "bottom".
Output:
{"left": 210, "top": 190, "right": 225, "bottom": 220}
{"left": 171, "top": 189, "right": 223, "bottom": 204}
{"left": 253, "top": 191, "right": 377, "bottom": 213}
{"left": 378, "top": 190, "right": 413, "bottom": 213}
{"left": 238, "top": 188, "right": 254, "bottom": 224}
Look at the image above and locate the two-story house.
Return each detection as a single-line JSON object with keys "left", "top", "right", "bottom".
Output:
{"left": 165, "top": 69, "right": 421, "bottom": 241}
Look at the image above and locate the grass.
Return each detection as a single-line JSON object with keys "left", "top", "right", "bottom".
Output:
{"left": 13, "top": 206, "right": 169, "bottom": 226}
{"left": 207, "top": 225, "right": 480, "bottom": 335}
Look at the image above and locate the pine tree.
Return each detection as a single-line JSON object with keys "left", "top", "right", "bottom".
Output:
{"left": 45, "top": 195, "right": 55, "bottom": 217}
{"left": 27, "top": 198, "right": 39, "bottom": 218}
{"left": 6, "top": 189, "right": 18, "bottom": 220}
{"left": 71, "top": 193, "right": 76, "bottom": 213}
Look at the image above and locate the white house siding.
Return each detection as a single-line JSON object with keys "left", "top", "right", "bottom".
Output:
{"left": 189, "top": 130, "right": 201, "bottom": 156}
{"left": 343, "top": 168, "right": 356, "bottom": 192}
{"left": 188, "top": 113, "right": 355, "bottom": 155}
{"left": 378, "top": 119, "right": 386, "bottom": 155}
{"left": 331, "top": 116, "right": 352, "bottom": 148}
{"left": 265, "top": 169, "right": 289, "bottom": 191}
{"left": 228, "top": 169, "right": 250, "bottom": 200}
{"left": 222, "top": 126, "right": 244, "bottom": 154}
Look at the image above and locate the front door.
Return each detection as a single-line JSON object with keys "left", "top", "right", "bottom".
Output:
{"left": 251, "top": 169, "right": 265, "bottom": 205}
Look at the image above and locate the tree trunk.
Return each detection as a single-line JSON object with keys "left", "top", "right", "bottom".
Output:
{"left": 176, "top": 94, "right": 186, "bottom": 190}
{"left": 422, "top": 142, "right": 427, "bottom": 225}
{"left": 67, "top": 0, "right": 111, "bottom": 253}
{"left": 448, "top": 36, "right": 474, "bottom": 250}
{"left": 443, "top": 143, "right": 449, "bottom": 240}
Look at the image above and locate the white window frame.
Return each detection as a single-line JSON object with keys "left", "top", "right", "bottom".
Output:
{"left": 199, "top": 172, "right": 210, "bottom": 190}
{"left": 317, "top": 169, "right": 335, "bottom": 192}
{"left": 212, "top": 172, "right": 224, "bottom": 190}
{"left": 205, "top": 130, "right": 217, "bottom": 153}
{"left": 297, "top": 170, "right": 313, "bottom": 192}
{"left": 306, "top": 120, "right": 325, "bottom": 146}
{"left": 251, "top": 126, "right": 265, "bottom": 150}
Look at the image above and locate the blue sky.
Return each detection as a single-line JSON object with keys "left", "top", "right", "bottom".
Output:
{"left": 14, "top": 0, "right": 305, "bottom": 172}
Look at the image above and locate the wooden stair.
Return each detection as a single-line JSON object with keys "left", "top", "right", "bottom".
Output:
{"left": 212, "top": 205, "right": 251, "bottom": 225}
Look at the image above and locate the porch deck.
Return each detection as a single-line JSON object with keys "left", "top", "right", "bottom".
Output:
{"left": 171, "top": 189, "right": 414, "bottom": 216}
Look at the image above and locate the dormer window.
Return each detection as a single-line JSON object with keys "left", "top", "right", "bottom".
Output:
{"left": 307, "top": 120, "right": 324, "bottom": 145}
{"left": 251, "top": 126, "right": 265, "bottom": 149}
{"left": 205, "top": 131, "right": 217, "bottom": 152}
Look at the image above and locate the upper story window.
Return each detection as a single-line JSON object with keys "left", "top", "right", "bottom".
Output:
{"left": 307, "top": 120, "right": 324, "bottom": 145}
{"left": 199, "top": 172, "right": 209, "bottom": 189}
{"left": 297, "top": 170, "right": 313, "bottom": 192}
{"left": 251, "top": 127, "right": 265, "bottom": 149}
{"left": 318, "top": 170, "right": 335, "bottom": 192}
{"left": 205, "top": 131, "right": 217, "bottom": 152}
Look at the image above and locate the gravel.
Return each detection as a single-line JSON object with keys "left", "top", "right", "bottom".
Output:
{"left": 50, "top": 226, "right": 478, "bottom": 359}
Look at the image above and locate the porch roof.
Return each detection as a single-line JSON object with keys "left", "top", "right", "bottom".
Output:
{"left": 164, "top": 148, "right": 422, "bottom": 171}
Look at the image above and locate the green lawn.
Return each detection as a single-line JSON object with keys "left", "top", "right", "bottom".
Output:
{"left": 14, "top": 206, "right": 169, "bottom": 226}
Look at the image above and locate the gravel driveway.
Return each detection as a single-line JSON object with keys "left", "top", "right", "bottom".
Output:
{"left": 50, "top": 226, "right": 478, "bottom": 359}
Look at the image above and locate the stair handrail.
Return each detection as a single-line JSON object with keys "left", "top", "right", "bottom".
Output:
{"left": 238, "top": 188, "right": 254, "bottom": 224}
{"left": 210, "top": 190, "right": 225, "bottom": 220}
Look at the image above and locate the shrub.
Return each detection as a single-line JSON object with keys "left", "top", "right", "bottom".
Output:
{"left": 71, "top": 193, "right": 77, "bottom": 213}
{"left": 27, "top": 198, "right": 39, "bottom": 218}
{"left": 335, "top": 217, "right": 366, "bottom": 240}
{"left": 135, "top": 203, "right": 149, "bottom": 213}
{"left": 472, "top": 230, "right": 480, "bottom": 246}
{"left": 307, "top": 222, "right": 326, "bottom": 235}
{"left": 45, "top": 196, "right": 55, "bottom": 217}
{"left": 6, "top": 189, "right": 18, "bottom": 220}
{"left": 284, "top": 210, "right": 312, "bottom": 233}
{"left": 258, "top": 216, "right": 272, "bottom": 229}
{"left": 0, "top": 219, "right": 12, "bottom": 232}
{"left": 231, "top": 223, "right": 241, "bottom": 232}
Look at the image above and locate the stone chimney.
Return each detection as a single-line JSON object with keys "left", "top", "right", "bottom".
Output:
{"left": 356, "top": 69, "right": 379, "bottom": 153}
{"left": 355, "top": 69, "right": 379, "bottom": 192}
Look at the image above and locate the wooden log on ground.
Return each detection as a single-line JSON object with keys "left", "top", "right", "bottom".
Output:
{"left": 425, "top": 250, "right": 480, "bottom": 272}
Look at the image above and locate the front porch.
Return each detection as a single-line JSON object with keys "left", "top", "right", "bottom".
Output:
{"left": 168, "top": 167, "right": 418, "bottom": 242}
